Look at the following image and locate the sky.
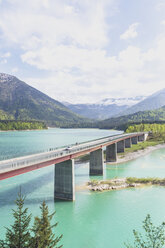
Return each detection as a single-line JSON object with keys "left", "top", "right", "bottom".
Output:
{"left": 0, "top": 0, "right": 165, "bottom": 104}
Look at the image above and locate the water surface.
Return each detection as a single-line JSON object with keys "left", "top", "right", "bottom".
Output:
{"left": 0, "top": 128, "right": 165, "bottom": 248}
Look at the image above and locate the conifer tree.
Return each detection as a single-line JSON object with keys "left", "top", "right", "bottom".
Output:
{"left": 31, "top": 201, "right": 63, "bottom": 248}
{"left": 0, "top": 190, "right": 32, "bottom": 248}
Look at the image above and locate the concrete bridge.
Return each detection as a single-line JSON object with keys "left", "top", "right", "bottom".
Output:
{"left": 0, "top": 132, "right": 148, "bottom": 201}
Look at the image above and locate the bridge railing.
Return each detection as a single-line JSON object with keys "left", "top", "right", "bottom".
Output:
{"left": 0, "top": 132, "right": 146, "bottom": 174}
{"left": 0, "top": 131, "right": 123, "bottom": 161}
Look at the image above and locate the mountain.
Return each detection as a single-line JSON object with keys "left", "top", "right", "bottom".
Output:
{"left": 96, "top": 96, "right": 146, "bottom": 106}
{"left": 0, "top": 73, "right": 88, "bottom": 126}
{"left": 64, "top": 96, "right": 145, "bottom": 120}
{"left": 98, "top": 105, "right": 165, "bottom": 130}
{"left": 118, "top": 88, "right": 165, "bottom": 116}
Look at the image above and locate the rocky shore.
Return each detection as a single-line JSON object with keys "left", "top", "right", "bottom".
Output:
{"left": 87, "top": 178, "right": 141, "bottom": 192}
{"left": 87, "top": 177, "right": 165, "bottom": 192}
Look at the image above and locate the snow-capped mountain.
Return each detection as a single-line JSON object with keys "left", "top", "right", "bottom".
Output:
{"left": 64, "top": 96, "right": 146, "bottom": 120}
{"left": 96, "top": 96, "right": 146, "bottom": 106}
{"left": 120, "top": 88, "right": 165, "bottom": 116}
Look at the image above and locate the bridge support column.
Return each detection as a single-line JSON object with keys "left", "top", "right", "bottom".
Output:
{"left": 117, "top": 140, "right": 125, "bottom": 153}
{"left": 125, "top": 138, "right": 132, "bottom": 148}
{"left": 54, "top": 159, "right": 75, "bottom": 201}
{"left": 90, "top": 149, "right": 103, "bottom": 175}
{"left": 144, "top": 133, "right": 148, "bottom": 141}
{"left": 131, "top": 136, "right": 138, "bottom": 144}
{"left": 106, "top": 143, "right": 117, "bottom": 162}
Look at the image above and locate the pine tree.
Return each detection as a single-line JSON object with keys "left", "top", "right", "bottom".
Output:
{"left": 0, "top": 190, "right": 32, "bottom": 248}
{"left": 31, "top": 201, "right": 63, "bottom": 248}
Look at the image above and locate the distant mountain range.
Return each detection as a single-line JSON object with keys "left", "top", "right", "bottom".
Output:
{"left": 118, "top": 88, "right": 165, "bottom": 116}
{"left": 65, "top": 88, "right": 165, "bottom": 120}
{"left": 64, "top": 96, "right": 145, "bottom": 120}
{"left": 1, "top": 72, "right": 165, "bottom": 129}
{"left": 0, "top": 73, "right": 88, "bottom": 126}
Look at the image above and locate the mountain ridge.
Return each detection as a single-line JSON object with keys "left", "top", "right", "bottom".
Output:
{"left": 118, "top": 88, "right": 165, "bottom": 116}
{"left": 98, "top": 105, "right": 165, "bottom": 130}
{"left": 64, "top": 96, "right": 145, "bottom": 120}
{"left": 0, "top": 73, "right": 89, "bottom": 126}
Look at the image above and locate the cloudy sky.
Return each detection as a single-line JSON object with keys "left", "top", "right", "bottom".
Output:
{"left": 0, "top": 0, "right": 165, "bottom": 103}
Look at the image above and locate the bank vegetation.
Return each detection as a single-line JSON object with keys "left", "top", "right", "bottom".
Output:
{"left": 0, "top": 120, "right": 47, "bottom": 131}
{"left": 88, "top": 177, "right": 165, "bottom": 192}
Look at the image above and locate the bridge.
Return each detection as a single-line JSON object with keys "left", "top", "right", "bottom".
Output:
{"left": 0, "top": 132, "right": 148, "bottom": 201}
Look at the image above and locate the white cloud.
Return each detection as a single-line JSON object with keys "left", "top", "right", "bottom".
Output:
{"left": 0, "top": 52, "right": 11, "bottom": 64}
{"left": 42, "top": 0, "right": 49, "bottom": 8}
{"left": 64, "top": 5, "right": 75, "bottom": 14}
{"left": 156, "top": 1, "right": 165, "bottom": 11}
{"left": 11, "top": 67, "right": 18, "bottom": 73}
{"left": 120, "top": 23, "right": 139, "bottom": 40}
{"left": 0, "top": 0, "right": 112, "bottom": 49}
{"left": 161, "top": 20, "right": 165, "bottom": 25}
{"left": 0, "top": 59, "right": 7, "bottom": 64}
{"left": 1, "top": 52, "right": 11, "bottom": 58}
{"left": 0, "top": 0, "right": 165, "bottom": 103}
{"left": 24, "top": 33, "right": 165, "bottom": 103}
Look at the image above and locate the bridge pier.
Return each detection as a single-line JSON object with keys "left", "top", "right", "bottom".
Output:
{"left": 144, "top": 133, "right": 148, "bottom": 141}
{"left": 90, "top": 149, "right": 103, "bottom": 175}
{"left": 106, "top": 143, "right": 117, "bottom": 162}
{"left": 54, "top": 159, "right": 75, "bottom": 201}
{"left": 117, "top": 140, "right": 125, "bottom": 153}
{"left": 125, "top": 138, "right": 132, "bottom": 148}
{"left": 131, "top": 136, "right": 138, "bottom": 144}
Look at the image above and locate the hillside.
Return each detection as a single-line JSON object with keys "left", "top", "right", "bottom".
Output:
{"left": 118, "top": 88, "right": 165, "bottom": 116}
{"left": 0, "top": 73, "right": 88, "bottom": 126}
{"left": 64, "top": 96, "right": 145, "bottom": 120}
{"left": 98, "top": 105, "right": 165, "bottom": 130}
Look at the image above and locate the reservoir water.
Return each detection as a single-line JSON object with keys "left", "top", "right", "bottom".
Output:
{"left": 0, "top": 128, "right": 165, "bottom": 247}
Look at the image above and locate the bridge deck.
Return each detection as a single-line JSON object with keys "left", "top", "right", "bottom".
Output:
{"left": 0, "top": 132, "right": 146, "bottom": 180}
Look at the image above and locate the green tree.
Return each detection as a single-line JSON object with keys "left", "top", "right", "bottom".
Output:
{"left": 125, "top": 214, "right": 165, "bottom": 248}
{"left": 0, "top": 191, "right": 32, "bottom": 248}
{"left": 31, "top": 201, "right": 63, "bottom": 248}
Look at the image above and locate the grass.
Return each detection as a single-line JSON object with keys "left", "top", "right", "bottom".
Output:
{"left": 77, "top": 136, "right": 164, "bottom": 162}
{"left": 89, "top": 177, "right": 165, "bottom": 187}
{"left": 119, "top": 139, "right": 163, "bottom": 156}
{"left": 88, "top": 179, "right": 100, "bottom": 186}
{"left": 126, "top": 177, "right": 165, "bottom": 185}
{"left": 88, "top": 179, "right": 119, "bottom": 186}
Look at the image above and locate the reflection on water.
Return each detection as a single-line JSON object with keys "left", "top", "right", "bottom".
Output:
{"left": 0, "top": 129, "right": 165, "bottom": 247}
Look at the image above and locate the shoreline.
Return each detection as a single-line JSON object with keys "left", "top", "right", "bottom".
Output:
{"left": 75, "top": 143, "right": 165, "bottom": 165}
{"left": 107, "top": 143, "right": 165, "bottom": 165}
{"left": 87, "top": 177, "right": 165, "bottom": 192}
{"left": 76, "top": 142, "right": 165, "bottom": 192}
{"left": 87, "top": 178, "right": 141, "bottom": 192}
{"left": 0, "top": 128, "right": 47, "bottom": 132}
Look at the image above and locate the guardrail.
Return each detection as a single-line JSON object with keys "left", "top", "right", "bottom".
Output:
{"left": 0, "top": 132, "right": 146, "bottom": 174}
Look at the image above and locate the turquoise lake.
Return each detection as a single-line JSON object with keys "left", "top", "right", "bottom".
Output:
{"left": 0, "top": 128, "right": 165, "bottom": 248}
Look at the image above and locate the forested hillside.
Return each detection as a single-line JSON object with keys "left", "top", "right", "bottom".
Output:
{"left": 0, "top": 121, "right": 47, "bottom": 130}
{"left": 98, "top": 106, "right": 165, "bottom": 130}
{"left": 126, "top": 123, "right": 165, "bottom": 141}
